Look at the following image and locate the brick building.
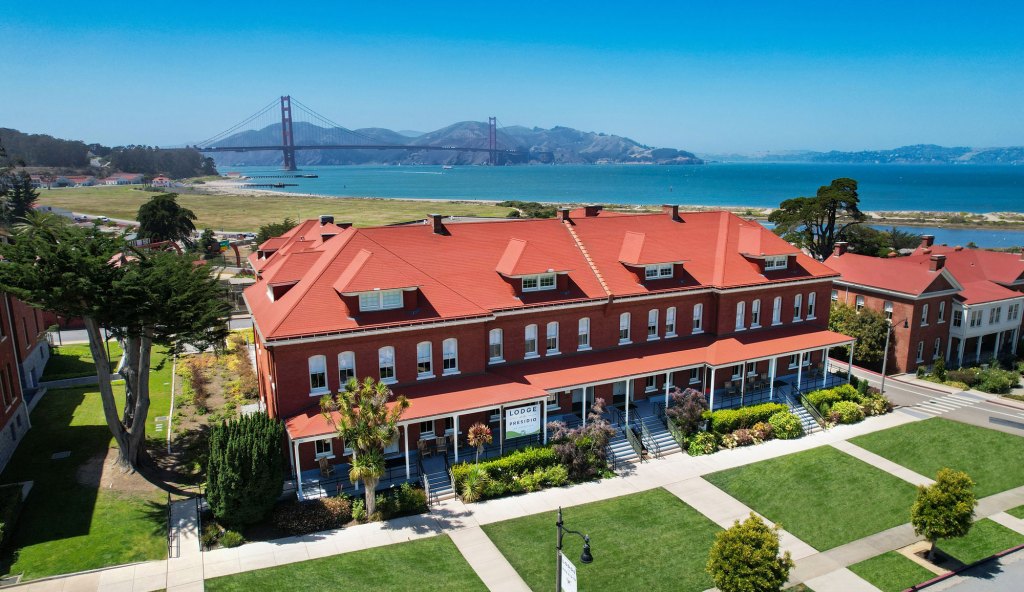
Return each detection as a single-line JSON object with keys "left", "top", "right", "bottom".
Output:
{"left": 246, "top": 207, "right": 854, "bottom": 497}
{"left": 825, "top": 236, "right": 1024, "bottom": 373}
{"left": 0, "top": 292, "right": 46, "bottom": 472}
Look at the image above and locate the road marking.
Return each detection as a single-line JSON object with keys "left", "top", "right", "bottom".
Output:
{"left": 909, "top": 394, "right": 981, "bottom": 417}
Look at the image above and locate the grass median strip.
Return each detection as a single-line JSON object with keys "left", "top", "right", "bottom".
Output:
{"left": 481, "top": 488, "right": 721, "bottom": 592}
{"left": 848, "top": 551, "right": 936, "bottom": 592}
{"left": 1006, "top": 505, "right": 1024, "bottom": 520}
{"left": 850, "top": 418, "right": 1024, "bottom": 497}
{"left": 936, "top": 519, "right": 1024, "bottom": 565}
{"left": 204, "top": 535, "right": 486, "bottom": 592}
{"left": 704, "top": 446, "right": 919, "bottom": 551}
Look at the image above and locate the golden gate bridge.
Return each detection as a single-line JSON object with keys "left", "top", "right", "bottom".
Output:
{"left": 192, "top": 96, "right": 532, "bottom": 171}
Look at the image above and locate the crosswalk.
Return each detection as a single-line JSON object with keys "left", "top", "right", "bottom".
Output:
{"left": 908, "top": 392, "right": 984, "bottom": 416}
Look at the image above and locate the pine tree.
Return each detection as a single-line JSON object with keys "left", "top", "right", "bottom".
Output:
{"left": 207, "top": 413, "right": 285, "bottom": 527}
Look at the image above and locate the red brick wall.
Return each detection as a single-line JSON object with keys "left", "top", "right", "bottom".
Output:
{"left": 0, "top": 296, "right": 25, "bottom": 430}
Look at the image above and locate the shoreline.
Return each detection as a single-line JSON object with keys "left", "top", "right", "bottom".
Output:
{"left": 197, "top": 180, "right": 1024, "bottom": 231}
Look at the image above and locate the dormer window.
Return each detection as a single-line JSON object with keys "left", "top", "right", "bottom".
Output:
{"left": 522, "top": 273, "right": 556, "bottom": 292}
{"left": 644, "top": 264, "right": 674, "bottom": 280}
{"left": 764, "top": 256, "right": 788, "bottom": 271}
{"left": 359, "top": 289, "right": 403, "bottom": 312}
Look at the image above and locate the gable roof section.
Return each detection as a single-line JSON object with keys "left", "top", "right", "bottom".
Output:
{"left": 737, "top": 224, "right": 799, "bottom": 257}
{"left": 495, "top": 238, "right": 570, "bottom": 276}
{"left": 332, "top": 248, "right": 420, "bottom": 294}
{"left": 824, "top": 252, "right": 961, "bottom": 297}
{"left": 617, "top": 231, "right": 686, "bottom": 266}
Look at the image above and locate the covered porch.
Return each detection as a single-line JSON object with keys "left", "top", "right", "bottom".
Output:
{"left": 949, "top": 328, "right": 1019, "bottom": 368}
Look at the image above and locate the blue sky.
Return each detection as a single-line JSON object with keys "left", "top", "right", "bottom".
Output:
{"left": 2, "top": 1, "right": 1022, "bottom": 153}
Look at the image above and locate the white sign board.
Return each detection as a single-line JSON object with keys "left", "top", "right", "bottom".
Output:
{"left": 505, "top": 402, "right": 541, "bottom": 439}
{"left": 560, "top": 551, "right": 578, "bottom": 592}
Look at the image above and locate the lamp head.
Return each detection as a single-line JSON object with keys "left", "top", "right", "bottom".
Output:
{"left": 580, "top": 535, "right": 593, "bottom": 564}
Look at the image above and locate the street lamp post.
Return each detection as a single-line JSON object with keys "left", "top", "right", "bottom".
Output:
{"left": 879, "top": 318, "right": 908, "bottom": 395}
{"left": 556, "top": 506, "right": 593, "bottom": 591}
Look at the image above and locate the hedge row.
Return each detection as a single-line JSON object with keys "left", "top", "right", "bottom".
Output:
{"left": 705, "top": 402, "right": 789, "bottom": 434}
{"left": 451, "top": 446, "right": 558, "bottom": 490}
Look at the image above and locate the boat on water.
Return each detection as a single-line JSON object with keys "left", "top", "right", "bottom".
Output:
{"left": 442, "top": 165, "right": 454, "bottom": 170}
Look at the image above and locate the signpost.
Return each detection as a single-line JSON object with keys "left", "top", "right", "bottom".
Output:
{"left": 559, "top": 552, "right": 578, "bottom": 592}
{"left": 504, "top": 402, "right": 541, "bottom": 439}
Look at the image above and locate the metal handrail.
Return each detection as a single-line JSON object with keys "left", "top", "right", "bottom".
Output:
{"left": 637, "top": 419, "right": 662, "bottom": 459}
{"left": 796, "top": 390, "right": 828, "bottom": 430}
{"left": 624, "top": 425, "right": 645, "bottom": 461}
{"left": 421, "top": 472, "right": 432, "bottom": 505}
{"left": 166, "top": 492, "right": 179, "bottom": 559}
{"left": 609, "top": 405, "right": 625, "bottom": 427}
{"left": 664, "top": 416, "right": 688, "bottom": 449}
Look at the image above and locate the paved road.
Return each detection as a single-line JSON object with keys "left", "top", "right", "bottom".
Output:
{"left": 928, "top": 549, "right": 1024, "bottom": 591}
{"left": 845, "top": 364, "right": 1024, "bottom": 437}
{"left": 52, "top": 316, "right": 252, "bottom": 345}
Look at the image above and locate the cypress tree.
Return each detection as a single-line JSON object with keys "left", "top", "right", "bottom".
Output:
{"left": 206, "top": 413, "right": 285, "bottom": 527}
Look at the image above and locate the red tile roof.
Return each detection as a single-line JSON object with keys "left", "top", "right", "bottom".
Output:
{"left": 247, "top": 211, "right": 838, "bottom": 340}
{"left": 824, "top": 252, "right": 958, "bottom": 297}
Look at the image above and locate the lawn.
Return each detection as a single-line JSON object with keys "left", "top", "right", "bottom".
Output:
{"left": 482, "top": 488, "right": 721, "bottom": 592}
{"left": 204, "top": 535, "right": 485, "bottom": 592}
{"left": 704, "top": 446, "right": 919, "bottom": 551}
{"left": 850, "top": 418, "right": 1024, "bottom": 497}
{"left": 848, "top": 551, "right": 936, "bottom": 592}
{"left": 936, "top": 519, "right": 1024, "bottom": 564}
{"left": 1007, "top": 505, "right": 1024, "bottom": 520}
{"left": 0, "top": 346, "right": 175, "bottom": 579}
{"left": 37, "top": 185, "right": 516, "bottom": 231}
{"left": 40, "top": 341, "right": 123, "bottom": 382}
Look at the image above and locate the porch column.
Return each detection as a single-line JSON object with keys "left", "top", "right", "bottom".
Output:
{"left": 541, "top": 400, "right": 548, "bottom": 445}
{"left": 796, "top": 351, "right": 804, "bottom": 391}
{"left": 294, "top": 439, "right": 303, "bottom": 499}
{"left": 769, "top": 358, "right": 777, "bottom": 401}
{"left": 958, "top": 338, "right": 966, "bottom": 367}
{"left": 664, "top": 371, "right": 671, "bottom": 408}
{"left": 625, "top": 379, "right": 632, "bottom": 426}
{"left": 581, "top": 388, "right": 587, "bottom": 428}
{"left": 499, "top": 405, "right": 504, "bottom": 455}
{"left": 946, "top": 337, "right": 954, "bottom": 363}
{"left": 976, "top": 336, "right": 983, "bottom": 363}
{"left": 994, "top": 331, "right": 1002, "bottom": 360}
{"left": 708, "top": 367, "right": 717, "bottom": 411}
{"left": 824, "top": 346, "right": 830, "bottom": 377}
{"left": 1013, "top": 328, "right": 1020, "bottom": 355}
{"left": 404, "top": 425, "right": 410, "bottom": 480}
{"left": 453, "top": 415, "right": 460, "bottom": 463}
{"left": 739, "top": 364, "right": 746, "bottom": 406}
{"left": 847, "top": 346, "right": 854, "bottom": 383}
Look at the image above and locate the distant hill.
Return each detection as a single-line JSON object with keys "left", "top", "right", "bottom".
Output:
{"left": 702, "top": 144, "right": 1024, "bottom": 165}
{"left": 209, "top": 121, "right": 703, "bottom": 166}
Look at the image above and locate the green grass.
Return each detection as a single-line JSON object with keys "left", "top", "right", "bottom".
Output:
{"left": 1006, "top": 505, "right": 1024, "bottom": 520}
{"left": 705, "top": 446, "right": 919, "bottom": 551}
{"left": 850, "top": 418, "right": 1024, "bottom": 497}
{"left": 936, "top": 519, "right": 1024, "bottom": 564}
{"left": 41, "top": 341, "right": 123, "bottom": 381}
{"left": 204, "top": 535, "right": 485, "bottom": 592}
{"left": 1, "top": 346, "right": 175, "bottom": 579}
{"left": 482, "top": 488, "right": 721, "bottom": 592}
{"left": 848, "top": 551, "right": 936, "bottom": 592}
{"left": 37, "top": 184, "right": 516, "bottom": 231}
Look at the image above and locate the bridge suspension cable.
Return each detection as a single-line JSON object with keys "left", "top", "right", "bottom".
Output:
{"left": 195, "top": 98, "right": 280, "bottom": 147}
{"left": 289, "top": 97, "right": 383, "bottom": 144}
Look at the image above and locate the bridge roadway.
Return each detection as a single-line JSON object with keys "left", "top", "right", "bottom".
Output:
{"left": 197, "top": 144, "right": 525, "bottom": 154}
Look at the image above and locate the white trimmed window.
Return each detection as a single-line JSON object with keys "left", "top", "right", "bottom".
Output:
{"left": 619, "top": 312, "right": 631, "bottom": 344}
{"left": 522, "top": 273, "right": 556, "bottom": 292}
{"left": 577, "top": 317, "right": 591, "bottom": 350}
{"left": 378, "top": 346, "right": 396, "bottom": 383}
{"left": 416, "top": 341, "right": 433, "bottom": 378}
{"left": 731, "top": 364, "right": 743, "bottom": 379}
{"left": 689, "top": 368, "right": 701, "bottom": 384}
{"left": 807, "top": 292, "right": 816, "bottom": 319}
{"left": 314, "top": 439, "right": 333, "bottom": 458}
{"left": 831, "top": 289, "right": 838, "bottom": 302}
{"left": 644, "top": 263, "right": 673, "bottom": 279}
{"left": 855, "top": 295, "right": 865, "bottom": 312}
{"left": 442, "top": 338, "right": 458, "bottom": 374}
{"left": 969, "top": 310, "right": 982, "bottom": 327}
{"left": 938, "top": 301, "right": 946, "bottom": 323}
{"left": 665, "top": 307, "right": 677, "bottom": 336}
{"left": 990, "top": 306, "right": 1001, "bottom": 324}
{"left": 765, "top": 256, "right": 788, "bottom": 270}
{"left": 692, "top": 304, "right": 703, "bottom": 333}
{"left": 525, "top": 324, "right": 539, "bottom": 357}
{"left": 489, "top": 329, "right": 504, "bottom": 362}
{"left": 750, "top": 300, "right": 761, "bottom": 328}
{"left": 916, "top": 341, "right": 924, "bottom": 363}
{"left": 772, "top": 297, "right": 782, "bottom": 325}
{"left": 793, "top": 294, "right": 803, "bottom": 321}
{"left": 933, "top": 338, "right": 942, "bottom": 360}
{"left": 359, "top": 289, "right": 403, "bottom": 312}
{"left": 546, "top": 321, "right": 560, "bottom": 353}
{"left": 953, "top": 310, "right": 963, "bottom": 327}
{"left": 884, "top": 301, "right": 893, "bottom": 321}
{"left": 921, "top": 303, "right": 929, "bottom": 326}
{"left": 647, "top": 309, "right": 659, "bottom": 339}
{"left": 1009, "top": 303, "right": 1021, "bottom": 321}
{"left": 338, "top": 351, "right": 355, "bottom": 384}
{"left": 645, "top": 375, "right": 657, "bottom": 392}
{"left": 419, "top": 420, "right": 435, "bottom": 437}
{"left": 308, "top": 355, "right": 328, "bottom": 394}
{"left": 735, "top": 301, "right": 746, "bottom": 331}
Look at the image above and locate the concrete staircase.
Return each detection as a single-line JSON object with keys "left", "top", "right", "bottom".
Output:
{"left": 785, "top": 392, "right": 823, "bottom": 435}
{"left": 424, "top": 470, "right": 455, "bottom": 503}
{"left": 607, "top": 428, "right": 640, "bottom": 467}
{"left": 635, "top": 415, "right": 682, "bottom": 457}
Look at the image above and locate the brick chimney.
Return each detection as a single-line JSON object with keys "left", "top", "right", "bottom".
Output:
{"left": 954, "top": 245, "right": 963, "bottom": 251}
{"left": 929, "top": 254, "right": 946, "bottom": 272}
{"left": 919, "top": 235, "right": 935, "bottom": 249}
{"left": 429, "top": 214, "right": 447, "bottom": 235}
{"left": 584, "top": 205, "right": 603, "bottom": 217}
{"left": 833, "top": 242, "right": 848, "bottom": 257}
{"left": 558, "top": 208, "right": 571, "bottom": 221}
{"left": 1020, "top": 248, "right": 1024, "bottom": 261}
{"left": 336, "top": 222, "right": 353, "bottom": 230}
{"left": 662, "top": 204, "right": 681, "bottom": 221}
{"left": 319, "top": 215, "right": 334, "bottom": 226}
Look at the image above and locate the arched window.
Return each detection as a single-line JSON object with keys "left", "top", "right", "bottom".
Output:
{"left": 378, "top": 346, "right": 396, "bottom": 383}
{"left": 665, "top": 307, "right": 677, "bottom": 336}
{"left": 577, "top": 317, "right": 591, "bottom": 350}
{"left": 772, "top": 297, "right": 782, "bottom": 325}
{"left": 308, "top": 355, "right": 327, "bottom": 394}
{"left": 619, "top": 312, "right": 631, "bottom": 343}
{"left": 416, "top": 341, "right": 433, "bottom": 378}
{"left": 751, "top": 300, "right": 761, "bottom": 327}
{"left": 442, "top": 338, "right": 458, "bottom": 374}
{"left": 735, "top": 301, "right": 746, "bottom": 331}
{"left": 546, "top": 322, "right": 559, "bottom": 353}
{"left": 338, "top": 351, "right": 356, "bottom": 384}
{"left": 525, "top": 324, "right": 539, "bottom": 357}
{"left": 489, "top": 328, "right": 503, "bottom": 362}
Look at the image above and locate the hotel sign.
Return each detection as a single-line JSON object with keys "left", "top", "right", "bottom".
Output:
{"left": 560, "top": 552, "right": 578, "bottom": 592}
{"left": 505, "top": 402, "right": 541, "bottom": 439}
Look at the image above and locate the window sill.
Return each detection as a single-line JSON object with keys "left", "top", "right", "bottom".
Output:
{"left": 546, "top": 350, "right": 561, "bottom": 356}
{"left": 750, "top": 324, "right": 760, "bottom": 329}
{"left": 489, "top": 358, "right": 505, "bottom": 365}
{"left": 417, "top": 373, "right": 436, "bottom": 381}
{"left": 807, "top": 316, "right": 816, "bottom": 321}
{"left": 772, "top": 322, "right": 782, "bottom": 326}
{"left": 524, "top": 353, "right": 540, "bottom": 359}
{"left": 793, "top": 318, "right": 803, "bottom": 323}
{"left": 314, "top": 453, "right": 336, "bottom": 460}
{"left": 644, "top": 387, "right": 657, "bottom": 393}
{"left": 442, "top": 370, "right": 461, "bottom": 377}
{"left": 938, "top": 320, "right": 945, "bottom": 324}
{"left": 547, "top": 405, "right": 561, "bottom": 411}
{"left": 309, "top": 389, "right": 330, "bottom": 398}
{"left": 577, "top": 345, "right": 591, "bottom": 352}
{"left": 618, "top": 340, "right": 632, "bottom": 345}
{"left": 665, "top": 332, "right": 677, "bottom": 338}
{"left": 647, "top": 335, "right": 660, "bottom": 341}
{"left": 692, "top": 329, "right": 703, "bottom": 335}
{"left": 734, "top": 327, "right": 745, "bottom": 332}
{"left": 381, "top": 378, "right": 397, "bottom": 385}
{"left": 689, "top": 379, "right": 701, "bottom": 385}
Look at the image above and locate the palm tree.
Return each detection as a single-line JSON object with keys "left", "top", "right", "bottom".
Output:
{"left": 467, "top": 422, "right": 493, "bottom": 463}
{"left": 321, "top": 377, "right": 409, "bottom": 517}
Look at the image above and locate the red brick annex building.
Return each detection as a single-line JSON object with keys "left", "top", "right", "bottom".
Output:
{"left": 246, "top": 207, "right": 855, "bottom": 497}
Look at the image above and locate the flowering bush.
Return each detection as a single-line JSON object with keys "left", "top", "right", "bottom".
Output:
{"left": 829, "top": 400, "right": 865, "bottom": 424}
{"left": 768, "top": 411, "right": 803, "bottom": 440}
{"left": 687, "top": 432, "right": 718, "bottom": 456}
{"left": 750, "top": 421, "right": 774, "bottom": 442}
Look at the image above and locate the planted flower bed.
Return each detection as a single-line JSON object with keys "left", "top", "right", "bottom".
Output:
{"left": 452, "top": 446, "right": 569, "bottom": 502}
{"left": 805, "top": 383, "right": 892, "bottom": 427}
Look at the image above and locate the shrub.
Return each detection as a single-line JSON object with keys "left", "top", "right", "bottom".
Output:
{"left": 831, "top": 384, "right": 863, "bottom": 403}
{"left": 912, "top": 468, "right": 977, "bottom": 560}
{"left": 830, "top": 400, "right": 865, "bottom": 424}
{"left": 666, "top": 388, "right": 708, "bottom": 435}
{"left": 376, "top": 483, "right": 427, "bottom": 519}
{"left": 200, "top": 523, "right": 220, "bottom": 550}
{"left": 548, "top": 398, "right": 616, "bottom": 481}
{"left": 720, "top": 433, "right": 738, "bottom": 449}
{"left": 767, "top": 411, "right": 803, "bottom": 440}
{"left": 933, "top": 357, "right": 947, "bottom": 382}
{"left": 708, "top": 402, "right": 789, "bottom": 434}
{"left": 861, "top": 396, "right": 893, "bottom": 417}
{"left": 270, "top": 496, "right": 353, "bottom": 535}
{"left": 707, "top": 513, "right": 793, "bottom": 592}
{"left": 352, "top": 498, "right": 366, "bottom": 522}
{"left": 947, "top": 369, "right": 979, "bottom": 388}
{"left": 220, "top": 530, "right": 244, "bottom": 548}
{"left": 688, "top": 432, "right": 718, "bottom": 456}
{"left": 460, "top": 464, "right": 490, "bottom": 503}
{"left": 750, "top": 422, "right": 773, "bottom": 442}
{"left": 731, "top": 428, "right": 757, "bottom": 447}
{"left": 452, "top": 446, "right": 559, "bottom": 491}
{"left": 206, "top": 413, "right": 285, "bottom": 528}
{"left": 975, "top": 367, "right": 1018, "bottom": 394}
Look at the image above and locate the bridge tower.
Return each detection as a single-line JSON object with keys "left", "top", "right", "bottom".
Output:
{"left": 488, "top": 117, "right": 497, "bottom": 166}
{"left": 280, "top": 96, "right": 298, "bottom": 171}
